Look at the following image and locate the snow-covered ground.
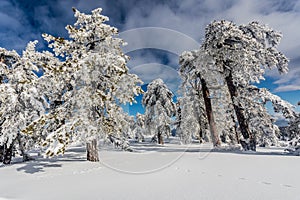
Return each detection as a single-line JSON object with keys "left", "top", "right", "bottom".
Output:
{"left": 0, "top": 141, "right": 299, "bottom": 200}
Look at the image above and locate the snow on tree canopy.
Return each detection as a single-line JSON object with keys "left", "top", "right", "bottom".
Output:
{"left": 0, "top": 41, "right": 49, "bottom": 164}
{"left": 23, "top": 7, "right": 143, "bottom": 160}
{"left": 142, "top": 78, "right": 175, "bottom": 144}
{"left": 178, "top": 20, "right": 293, "bottom": 150}
{"left": 204, "top": 20, "right": 289, "bottom": 86}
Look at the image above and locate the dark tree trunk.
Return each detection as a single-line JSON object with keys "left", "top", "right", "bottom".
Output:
{"left": 86, "top": 139, "right": 99, "bottom": 162}
{"left": 0, "top": 145, "right": 3, "bottom": 162}
{"left": 158, "top": 132, "right": 164, "bottom": 145}
{"left": 3, "top": 143, "right": 14, "bottom": 164}
{"left": 176, "top": 105, "right": 182, "bottom": 136}
{"left": 224, "top": 71, "right": 256, "bottom": 151}
{"left": 233, "top": 121, "right": 240, "bottom": 144}
{"left": 0, "top": 118, "right": 5, "bottom": 162}
{"left": 157, "top": 126, "right": 164, "bottom": 145}
{"left": 229, "top": 108, "right": 239, "bottom": 144}
{"left": 193, "top": 96, "right": 202, "bottom": 141}
{"left": 194, "top": 93, "right": 209, "bottom": 143}
{"left": 17, "top": 133, "right": 34, "bottom": 162}
{"left": 200, "top": 78, "right": 221, "bottom": 147}
{"left": 199, "top": 129, "right": 203, "bottom": 143}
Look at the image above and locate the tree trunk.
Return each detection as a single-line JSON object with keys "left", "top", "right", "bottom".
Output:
{"left": 224, "top": 71, "right": 256, "bottom": 151}
{"left": 158, "top": 132, "right": 164, "bottom": 145}
{"left": 157, "top": 126, "right": 164, "bottom": 145}
{"left": 0, "top": 145, "right": 3, "bottom": 162}
{"left": 17, "top": 133, "right": 34, "bottom": 162}
{"left": 200, "top": 78, "right": 221, "bottom": 147}
{"left": 229, "top": 106, "right": 239, "bottom": 144}
{"left": 86, "top": 139, "right": 99, "bottom": 162}
{"left": 194, "top": 93, "right": 209, "bottom": 143}
{"left": 0, "top": 118, "right": 5, "bottom": 162}
{"left": 3, "top": 143, "right": 14, "bottom": 164}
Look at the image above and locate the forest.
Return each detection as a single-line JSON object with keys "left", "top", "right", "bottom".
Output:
{"left": 0, "top": 7, "right": 299, "bottom": 165}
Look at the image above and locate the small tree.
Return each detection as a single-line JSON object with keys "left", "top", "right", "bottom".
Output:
{"left": 133, "top": 113, "right": 145, "bottom": 142}
{"left": 142, "top": 79, "right": 175, "bottom": 144}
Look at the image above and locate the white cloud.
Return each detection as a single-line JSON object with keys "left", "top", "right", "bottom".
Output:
{"left": 272, "top": 59, "right": 300, "bottom": 92}
{"left": 275, "top": 85, "right": 300, "bottom": 92}
{"left": 120, "top": 0, "right": 300, "bottom": 93}
{"left": 0, "top": 0, "right": 36, "bottom": 51}
{"left": 119, "top": 27, "right": 200, "bottom": 56}
{"left": 126, "top": 50, "right": 168, "bottom": 69}
{"left": 130, "top": 63, "right": 181, "bottom": 93}
{"left": 1, "top": 0, "right": 300, "bottom": 93}
{"left": 273, "top": 112, "right": 290, "bottom": 126}
{"left": 0, "top": 12, "right": 21, "bottom": 30}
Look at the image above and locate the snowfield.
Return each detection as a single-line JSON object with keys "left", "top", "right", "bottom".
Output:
{"left": 0, "top": 141, "right": 299, "bottom": 200}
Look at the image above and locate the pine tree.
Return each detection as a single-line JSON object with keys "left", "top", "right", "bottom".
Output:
{"left": 286, "top": 112, "right": 300, "bottom": 154}
{"left": 176, "top": 95, "right": 205, "bottom": 144}
{"left": 142, "top": 79, "right": 175, "bottom": 144}
{"left": 202, "top": 20, "right": 289, "bottom": 150}
{"left": 0, "top": 42, "right": 48, "bottom": 164}
{"left": 177, "top": 60, "right": 211, "bottom": 144}
{"left": 271, "top": 99, "right": 299, "bottom": 154}
{"left": 179, "top": 50, "right": 222, "bottom": 147}
{"left": 24, "top": 8, "right": 142, "bottom": 161}
{"left": 133, "top": 113, "right": 145, "bottom": 142}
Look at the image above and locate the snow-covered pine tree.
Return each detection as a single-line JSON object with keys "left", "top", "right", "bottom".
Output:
{"left": 24, "top": 8, "right": 143, "bottom": 161}
{"left": 286, "top": 112, "right": 300, "bottom": 154}
{"left": 179, "top": 50, "right": 233, "bottom": 147}
{"left": 106, "top": 107, "right": 135, "bottom": 152}
{"left": 21, "top": 40, "right": 83, "bottom": 158}
{"left": 142, "top": 79, "right": 175, "bottom": 144}
{"left": 235, "top": 86, "right": 278, "bottom": 147}
{"left": 0, "top": 42, "right": 48, "bottom": 164}
{"left": 176, "top": 75, "right": 210, "bottom": 144}
{"left": 202, "top": 20, "right": 289, "bottom": 150}
{"left": 133, "top": 113, "right": 145, "bottom": 142}
{"left": 260, "top": 89, "right": 296, "bottom": 120}
{"left": 213, "top": 87, "right": 239, "bottom": 145}
{"left": 263, "top": 98, "right": 298, "bottom": 154}
{"left": 176, "top": 95, "right": 202, "bottom": 144}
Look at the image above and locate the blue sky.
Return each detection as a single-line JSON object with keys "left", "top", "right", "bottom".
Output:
{"left": 1, "top": 0, "right": 300, "bottom": 117}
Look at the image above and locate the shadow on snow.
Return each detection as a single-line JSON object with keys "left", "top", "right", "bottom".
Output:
{"left": 0, "top": 142, "right": 295, "bottom": 174}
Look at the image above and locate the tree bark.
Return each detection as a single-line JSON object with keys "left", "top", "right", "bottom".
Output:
{"left": 157, "top": 126, "right": 164, "bottom": 145}
{"left": 158, "top": 132, "right": 164, "bottom": 145}
{"left": 0, "top": 118, "right": 5, "bottom": 162}
{"left": 194, "top": 93, "right": 209, "bottom": 143}
{"left": 17, "top": 133, "right": 34, "bottom": 162}
{"left": 0, "top": 145, "right": 3, "bottom": 162}
{"left": 86, "top": 139, "right": 99, "bottom": 162}
{"left": 200, "top": 78, "right": 221, "bottom": 147}
{"left": 3, "top": 143, "right": 14, "bottom": 164}
{"left": 224, "top": 71, "right": 256, "bottom": 151}
{"left": 232, "top": 114, "right": 240, "bottom": 144}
